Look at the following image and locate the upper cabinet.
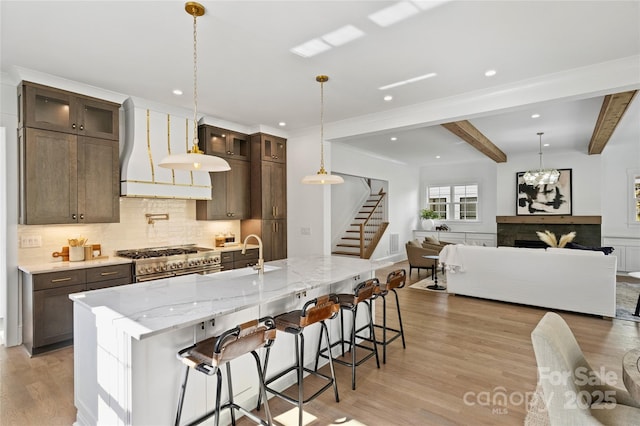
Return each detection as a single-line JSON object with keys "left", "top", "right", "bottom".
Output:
{"left": 18, "top": 81, "right": 121, "bottom": 225}
{"left": 198, "top": 125, "right": 250, "bottom": 161}
{"left": 19, "top": 81, "right": 119, "bottom": 141}
{"left": 255, "top": 133, "right": 286, "bottom": 163}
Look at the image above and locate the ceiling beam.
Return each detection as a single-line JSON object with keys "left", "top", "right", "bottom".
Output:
{"left": 588, "top": 90, "right": 638, "bottom": 155}
{"left": 441, "top": 120, "right": 507, "bottom": 163}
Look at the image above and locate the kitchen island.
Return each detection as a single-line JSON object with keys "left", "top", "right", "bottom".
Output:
{"left": 70, "top": 255, "right": 389, "bottom": 425}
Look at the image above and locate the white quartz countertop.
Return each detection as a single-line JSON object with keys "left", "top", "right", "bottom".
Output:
{"left": 69, "top": 255, "right": 391, "bottom": 340}
{"left": 18, "top": 257, "right": 133, "bottom": 274}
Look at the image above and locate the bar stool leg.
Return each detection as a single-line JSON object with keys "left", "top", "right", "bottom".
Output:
{"left": 252, "top": 351, "right": 273, "bottom": 425}
{"left": 297, "top": 334, "right": 304, "bottom": 426}
{"left": 225, "top": 363, "right": 236, "bottom": 426}
{"left": 214, "top": 369, "right": 223, "bottom": 426}
{"left": 393, "top": 289, "right": 406, "bottom": 349}
{"left": 175, "top": 366, "right": 190, "bottom": 426}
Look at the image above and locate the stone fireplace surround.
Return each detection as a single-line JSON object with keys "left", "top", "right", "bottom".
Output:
{"left": 496, "top": 216, "right": 601, "bottom": 248}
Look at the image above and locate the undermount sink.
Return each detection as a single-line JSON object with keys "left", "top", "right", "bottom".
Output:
{"left": 207, "top": 265, "right": 280, "bottom": 279}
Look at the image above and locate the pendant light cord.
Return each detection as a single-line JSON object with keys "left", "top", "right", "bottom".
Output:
{"left": 319, "top": 78, "right": 325, "bottom": 171}
{"left": 537, "top": 132, "right": 544, "bottom": 171}
{"left": 192, "top": 10, "right": 199, "bottom": 149}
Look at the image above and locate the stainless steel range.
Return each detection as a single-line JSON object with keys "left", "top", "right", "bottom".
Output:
{"left": 116, "top": 245, "right": 221, "bottom": 282}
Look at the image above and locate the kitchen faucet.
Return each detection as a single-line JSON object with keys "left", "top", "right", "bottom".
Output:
{"left": 242, "top": 234, "right": 264, "bottom": 276}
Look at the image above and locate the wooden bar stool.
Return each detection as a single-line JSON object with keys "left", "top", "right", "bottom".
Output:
{"left": 175, "top": 317, "right": 276, "bottom": 426}
{"left": 258, "top": 294, "right": 340, "bottom": 426}
{"left": 316, "top": 278, "right": 380, "bottom": 390}
{"left": 363, "top": 269, "right": 407, "bottom": 364}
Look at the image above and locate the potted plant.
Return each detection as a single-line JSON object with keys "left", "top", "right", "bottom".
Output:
{"left": 420, "top": 208, "right": 439, "bottom": 230}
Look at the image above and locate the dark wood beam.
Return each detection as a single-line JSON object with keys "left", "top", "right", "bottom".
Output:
{"left": 588, "top": 90, "right": 637, "bottom": 155}
{"left": 441, "top": 120, "right": 507, "bottom": 163}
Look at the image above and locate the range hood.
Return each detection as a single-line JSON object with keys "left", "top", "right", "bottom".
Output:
{"left": 120, "top": 97, "right": 212, "bottom": 199}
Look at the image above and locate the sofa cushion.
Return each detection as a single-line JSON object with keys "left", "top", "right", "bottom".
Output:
{"left": 425, "top": 235, "right": 440, "bottom": 245}
{"left": 408, "top": 239, "right": 422, "bottom": 247}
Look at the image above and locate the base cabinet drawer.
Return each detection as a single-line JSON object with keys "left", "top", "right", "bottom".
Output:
{"left": 86, "top": 264, "right": 132, "bottom": 283}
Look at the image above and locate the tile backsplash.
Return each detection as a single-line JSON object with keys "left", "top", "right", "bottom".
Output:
{"left": 17, "top": 198, "right": 241, "bottom": 264}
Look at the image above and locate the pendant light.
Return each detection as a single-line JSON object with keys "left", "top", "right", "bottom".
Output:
{"left": 158, "top": 2, "right": 230, "bottom": 172}
{"left": 523, "top": 132, "right": 559, "bottom": 186}
{"left": 301, "top": 75, "right": 344, "bottom": 184}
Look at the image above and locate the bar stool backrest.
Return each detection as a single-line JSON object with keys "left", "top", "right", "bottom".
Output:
{"left": 300, "top": 294, "right": 340, "bottom": 327}
{"left": 352, "top": 278, "right": 379, "bottom": 304}
{"left": 385, "top": 269, "right": 406, "bottom": 291}
{"left": 211, "top": 317, "right": 276, "bottom": 366}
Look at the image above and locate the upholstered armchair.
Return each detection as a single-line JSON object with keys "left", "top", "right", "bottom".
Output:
{"left": 405, "top": 240, "right": 438, "bottom": 278}
{"left": 529, "top": 312, "right": 640, "bottom": 424}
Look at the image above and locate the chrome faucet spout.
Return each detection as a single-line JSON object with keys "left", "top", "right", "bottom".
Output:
{"left": 242, "top": 234, "right": 264, "bottom": 276}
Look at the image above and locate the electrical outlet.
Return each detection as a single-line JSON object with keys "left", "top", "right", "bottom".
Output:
{"left": 21, "top": 235, "right": 42, "bottom": 248}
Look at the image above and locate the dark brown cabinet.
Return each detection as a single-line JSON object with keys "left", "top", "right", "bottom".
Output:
{"left": 20, "top": 81, "right": 119, "bottom": 140}
{"left": 198, "top": 125, "right": 250, "bottom": 161}
{"left": 196, "top": 158, "right": 250, "bottom": 220}
{"left": 18, "top": 82, "right": 120, "bottom": 225}
{"left": 241, "top": 219, "right": 287, "bottom": 262}
{"left": 220, "top": 248, "right": 259, "bottom": 271}
{"left": 22, "top": 263, "right": 132, "bottom": 355}
{"left": 254, "top": 133, "right": 286, "bottom": 163}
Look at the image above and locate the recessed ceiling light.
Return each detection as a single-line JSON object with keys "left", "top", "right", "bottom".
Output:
{"left": 173, "top": 89, "right": 183, "bottom": 96}
{"left": 322, "top": 25, "right": 364, "bottom": 47}
{"left": 384, "top": 95, "right": 393, "bottom": 101}
{"left": 531, "top": 113, "right": 540, "bottom": 119}
{"left": 278, "top": 122, "right": 286, "bottom": 127}
{"left": 436, "top": 155, "right": 441, "bottom": 159}
{"left": 484, "top": 69, "right": 497, "bottom": 77}
{"left": 543, "top": 143, "right": 550, "bottom": 147}
{"left": 369, "top": 1, "right": 420, "bottom": 27}
{"left": 290, "top": 38, "right": 331, "bottom": 58}
{"left": 390, "top": 137, "right": 397, "bottom": 141}
{"left": 378, "top": 72, "right": 437, "bottom": 90}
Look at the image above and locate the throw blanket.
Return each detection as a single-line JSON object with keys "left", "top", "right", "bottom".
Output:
{"left": 439, "top": 244, "right": 464, "bottom": 273}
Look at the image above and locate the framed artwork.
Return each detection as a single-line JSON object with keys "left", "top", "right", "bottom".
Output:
{"left": 516, "top": 169, "right": 572, "bottom": 215}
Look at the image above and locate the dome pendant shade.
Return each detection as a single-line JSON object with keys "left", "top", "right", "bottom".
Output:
{"left": 302, "top": 75, "right": 344, "bottom": 185}
{"left": 523, "top": 132, "right": 559, "bottom": 186}
{"left": 158, "top": 2, "right": 229, "bottom": 173}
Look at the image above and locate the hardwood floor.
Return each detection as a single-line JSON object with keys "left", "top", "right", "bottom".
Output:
{"left": 2, "top": 261, "right": 639, "bottom": 425}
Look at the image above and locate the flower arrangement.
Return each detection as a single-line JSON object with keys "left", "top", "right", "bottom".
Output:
{"left": 536, "top": 230, "right": 576, "bottom": 248}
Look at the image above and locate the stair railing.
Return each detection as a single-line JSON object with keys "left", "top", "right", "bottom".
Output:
{"left": 359, "top": 189, "right": 386, "bottom": 257}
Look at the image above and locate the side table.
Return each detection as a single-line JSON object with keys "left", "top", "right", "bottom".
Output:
{"left": 422, "top": 255, "right": 445, "bottom": 291}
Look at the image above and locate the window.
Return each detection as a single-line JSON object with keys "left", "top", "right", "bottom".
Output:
{"left": 427, "top": 183, "right": 479, "bottom": 221}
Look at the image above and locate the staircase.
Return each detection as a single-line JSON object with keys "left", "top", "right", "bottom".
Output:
{"left": 332, "top": 189, "right": 389, "bottom": 259}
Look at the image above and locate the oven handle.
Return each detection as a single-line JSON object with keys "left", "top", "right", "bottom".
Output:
{"left": 136, "top": 273, "right": 174, "bottom": 282}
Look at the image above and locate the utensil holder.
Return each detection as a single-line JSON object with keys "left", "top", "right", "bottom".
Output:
{"left": 69, "top": 246, "right": 85, "bottom": 262}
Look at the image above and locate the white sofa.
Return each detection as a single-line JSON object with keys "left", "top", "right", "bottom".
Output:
{"left": 442, "top": 245, "right": 617, "bottom": 317}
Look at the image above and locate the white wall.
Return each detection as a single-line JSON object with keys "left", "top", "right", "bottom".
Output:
{"left": 420, "top": 159, "right": 497, "bottom": 233}
{"left": 332, "top": 143, "right": 419, "bottom": 261}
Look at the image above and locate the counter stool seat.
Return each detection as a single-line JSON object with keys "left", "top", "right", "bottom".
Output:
{"left": 259, "top": 294, "right": 340, "bottom": 426}
{"left": 175, "top": 317, "right": 276, "bottom": 426}
{"left": 317, "top": 278, "right": 380, "bottom": 390}
{"left": 358, "top": 269, "right": 407, "bottom": 364}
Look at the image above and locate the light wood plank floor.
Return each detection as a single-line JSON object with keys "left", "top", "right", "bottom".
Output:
{"left": 2, "top": 261, "right": 639, "bottom": 425}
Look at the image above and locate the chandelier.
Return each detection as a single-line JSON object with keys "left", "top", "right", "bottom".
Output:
{"left": 301, "top": 75, "right": 344, "bottom": 185}
{"left": 523, "top": 132, "right": 559, "bottom": 185}
{"left": 158, "top": 2, "right": 230, "bottom": 173}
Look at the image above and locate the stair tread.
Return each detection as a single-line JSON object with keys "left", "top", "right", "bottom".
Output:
{"left": 332, "top": 251, "right": 361, "bottom": 256}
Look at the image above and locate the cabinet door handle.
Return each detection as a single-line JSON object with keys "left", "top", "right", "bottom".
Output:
{"left": 79, "top": 214, "right": 84, "bottom": 220}
{"left": 51, "top": 277, "right": 72, "bottom": 283}
{"left": 100, "top": 271, "right": 119, "bottom": 276}
{"left": 72, "top": 123, "right": 77, "bottom": 129}
{"left": 272, "top": 206, "right": 276, "bottom": 218}
{"left": 72, "top": 214, "right": 77, "bottom": 220}
{"left": 79, "top": 124, "right": 84, "bottom": 131}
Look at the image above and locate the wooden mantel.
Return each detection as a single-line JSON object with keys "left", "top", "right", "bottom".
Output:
{"left": 496, "top": 216, "right": 601, "bottom": 225}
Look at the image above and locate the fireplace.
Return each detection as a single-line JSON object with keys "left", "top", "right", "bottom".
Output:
{"left": 496, "top": 216, "right": 601, "bottom": 247}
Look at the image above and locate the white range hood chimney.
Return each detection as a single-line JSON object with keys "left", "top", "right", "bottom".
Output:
{"left": 120, "top": 97, "right": 212, "bottom": 200}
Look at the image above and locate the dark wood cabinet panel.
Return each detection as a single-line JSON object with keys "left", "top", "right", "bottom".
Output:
{"left": 196, "top": 158, "right": 250, "bottom": 220}
{"left": 21, "top": 81, "right": 119, "bottom": 140}
{"left": 33, "top": 283, "right": 86, "bottom": 349}
{"left": 241, "top": 220, "right": 286, "bottom": 262}
{"left": 23, "top": 263, "right": 132, "bottom": 355}
{"left": 199, "top": 125, "right": 250, "bottom": 161}
{"left": 19, "top": 82, "right": 120, "bottom": 225}
{"left": 254, "top": 133, "right": 286, "bottom": 163}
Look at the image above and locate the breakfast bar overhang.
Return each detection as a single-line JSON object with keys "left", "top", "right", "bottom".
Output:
{"left": 69, "top": 255, "right": 390, "bottom": 425}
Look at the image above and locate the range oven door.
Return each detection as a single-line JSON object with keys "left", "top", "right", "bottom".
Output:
{"left": 173, "top": 266, "right": 223, "bottom": 277}
{"left": 135, "top": 272, "right": 175, "bottom": 283}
